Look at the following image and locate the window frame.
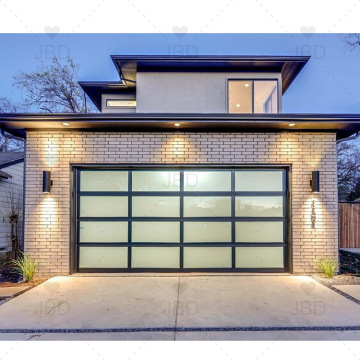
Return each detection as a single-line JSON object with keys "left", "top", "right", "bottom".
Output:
{"left": 226, "top": 78, "right": 279, "bottom": 114}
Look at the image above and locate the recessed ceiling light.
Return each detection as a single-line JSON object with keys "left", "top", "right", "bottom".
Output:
{"left": 244, "top": 83, "right": 250, "bottom": 87}
{"left": 289, "top": 123, "right": 295, "bottom": 127}
{"left": 62, "top": 122, "right": 70, "bottom": 126}
{"left": 236, "top": 104, "right": 241, "bottom": 108}
{"left": 174, "top": 123, "right": 181, "bottom": 127}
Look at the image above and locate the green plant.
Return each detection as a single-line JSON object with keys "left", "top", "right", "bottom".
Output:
{"left": 10, "top": 252, "right": 38, "bottom": 282}
{"left": 317, "top": 257, "right": 338, "bottom": 278}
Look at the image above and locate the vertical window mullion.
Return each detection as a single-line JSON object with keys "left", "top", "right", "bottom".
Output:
{"left": 128, "top": 171, "right": 132, "bottom": 269}
{"left": 180, "top": 170, "right": 184, "bottom": 268}
{"left": 231, "top": 170, "right": 235, "bottom": 268}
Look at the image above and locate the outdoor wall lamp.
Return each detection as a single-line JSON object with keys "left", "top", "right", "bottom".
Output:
{"left": 42, "top": 171, "right": 53, "bottom": 193}
{"left": 310, "top": 171, "right": 320, "bottom": 193}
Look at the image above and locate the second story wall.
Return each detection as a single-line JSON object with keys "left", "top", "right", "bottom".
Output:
{"left": 136, "top": 72, "right": 282, "bottom": 113}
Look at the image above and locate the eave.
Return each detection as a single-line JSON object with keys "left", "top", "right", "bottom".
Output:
{"left": 110, "top": 55, "right": 310, "bottom": 93}
{"left": 1, "top": 113, "right": 360, "bottom": 140}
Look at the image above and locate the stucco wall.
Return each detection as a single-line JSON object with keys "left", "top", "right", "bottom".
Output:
{"left": 0, "top": 161, "right": 24, "bottom": 252}
{"left": 136, "top": 72, "right": 282, "bottom": 113}
{"left": 24, "top": 131, "right": 338, "bottom": 275}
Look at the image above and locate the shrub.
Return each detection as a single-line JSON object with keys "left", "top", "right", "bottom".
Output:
{"left": 317, "top": 257, "right": 338, "bottom": 278}
{"left": 10, "top": 252, "right": 38, "bottom": 282}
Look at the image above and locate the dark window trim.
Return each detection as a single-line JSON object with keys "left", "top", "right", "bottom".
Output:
{"left": 226, "top": 78, "right": 279, "bottom": 114}
{"left": 70, "top": 164, "right": 291, "bottom": 274}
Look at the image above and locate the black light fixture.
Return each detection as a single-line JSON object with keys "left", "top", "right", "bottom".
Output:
{"left": 310, "top": 171, "right": 320, "bottom": 193}
{"left": 42, "top": 171, "right": 52, "bottom": 193}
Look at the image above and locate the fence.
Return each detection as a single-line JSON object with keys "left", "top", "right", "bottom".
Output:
{"left": 339, "top": 202, "right": 360, "bottom": 248}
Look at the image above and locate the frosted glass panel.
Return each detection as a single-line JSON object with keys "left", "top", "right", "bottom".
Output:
{"left": 184, "top": 197, "right": 231, "bottom": 217}
{"left": 236, "top": 247, "right": 284, "bottom": 268}
{"left": 79, "top": 222, "right": 128, "bottom": 243}
{"left": 235, "top": 171, "right": 283, "bottom": 192}
{"left": 132, "top": 171, "right": 180, "bottom": 191}
{"left": 184, "top": 247, "right": 232, "bottom": 268}
{"left": 132, "top": 247, "right": 180, "bottom": 268}
{"left": 79, "top": 247, "right": 127, "bottom": 268}
{"left": 80, "top": 171, "right": 128, "bottom": 191}
{"left": 235, "top": 221, "right": 283, "bottom": 243}
{"left": 132, "top": 222, "right": 180, "bottom": 242}
{"left": 80, "top": 196, "right": 128, "bottom": 217}
{"left": 132, "top": 196, "right": 180, "bottom": 217}
{"left": 184, "top": 171, "right": 231, "bottom": 191}
{"left": 235, "top": 196, "right": 283, "bottom": 217}
{"left": 184, "top": 222, "right": 231, "bottom": 243}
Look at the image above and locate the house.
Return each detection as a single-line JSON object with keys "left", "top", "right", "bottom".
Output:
{"left": 1, "top": 55, "right": 360, "bottom": 275}
{"left": 0, "top": 152, "right": 24, "bottom": 256}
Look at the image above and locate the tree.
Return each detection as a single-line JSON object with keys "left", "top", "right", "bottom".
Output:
{"left": 337, "top": 141, "right": 360, "bottom": 201}
{"left": 342, "top": 33, "right": 360, "bottom": 51}
{"left": 0, "top": 98, "right": 25, "bottom": 152}
{"left": 13, "top": 57, "right": 96, "bottom": 113}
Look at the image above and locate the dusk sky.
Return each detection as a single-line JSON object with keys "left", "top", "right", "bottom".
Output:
{"left": 0, "top": 33, "right": 359, "bottom": 114}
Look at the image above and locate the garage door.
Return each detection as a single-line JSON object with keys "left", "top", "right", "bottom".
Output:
{"left": 75, "top": 167, "right": 288, "bottom": 272}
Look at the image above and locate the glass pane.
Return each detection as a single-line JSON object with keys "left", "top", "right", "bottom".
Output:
{"left": 184, "top": 197, "right": 231, "bottom": 217}
{"left": 106, "top": 99, "right": 136, "bottom": 107}
{"left": 184, "top": 247, "right": 232, "bottom": 268}
{"left": 80, "top": 196, "right": 128, "bottom": 217}
{"left": 254, "top": 81, "right": 278, "bottom": 114}
{"left": 132, "top": 196, "right": 180, "bottom": 217}
{"left": 236, "top": 247, "right": 284, "bottom": 268}
{"left": 184, "top": 222, "right": 231, "bottom": 243}
{"left": 132, "top": 171, "right": 180, "bottom": 191}
{"left": 79, "top": 222, "right": 128, "bottom": 243}
{"left": 235, "top": 221, "right": 283, "bottom": 243}
{"left": 235, "top": 171, "right": 283, "bottom": 192}
{"left": 228, "top": 80, "right": 253, "bottom": 113}
{"left": 79, "top": 247, "right": 127, "bottom": 268}
{"left": 132, "top": 247, "right": 180, "bottom": 268}
{"left": 80, "top": 171, "right": 128, "bottom": 191}
{"left": 235, "top": 196, "right": 283, "bottom": 217}
{"left": 132, "top": 222, "right": 180, "bottom": 242}
{"left": 184, "top": 171, "right": 231, "bottom": 192}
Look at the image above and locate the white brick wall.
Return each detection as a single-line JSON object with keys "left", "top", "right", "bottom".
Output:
{"left": 25, "top": 131, "right": 338, "bottom": 275}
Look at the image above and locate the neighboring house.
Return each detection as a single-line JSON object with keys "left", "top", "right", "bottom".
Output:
{"left": 0, "top": 152, "right": 24, "bottom": 254}
{"left": 1, "top": 55, "right": 360, "bottom": 275}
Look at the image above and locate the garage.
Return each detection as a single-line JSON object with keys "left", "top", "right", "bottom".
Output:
{"left": 74, "top": 167, "right": 288, "bottom": 272}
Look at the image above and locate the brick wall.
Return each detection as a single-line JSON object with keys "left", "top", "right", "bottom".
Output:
{"left": 25, "top": 131, "right": 338, "bottom": 275}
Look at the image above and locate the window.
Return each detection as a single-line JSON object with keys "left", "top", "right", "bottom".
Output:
{"left": 228, "top": 80, "right": 278, "bottom": 114}
{"left": 106, "top": 99, "right": 136, "bottom": 108}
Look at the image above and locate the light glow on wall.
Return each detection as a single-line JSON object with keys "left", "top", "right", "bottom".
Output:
{"left": 39, "top": 196, "right": 58, "bottom": 228}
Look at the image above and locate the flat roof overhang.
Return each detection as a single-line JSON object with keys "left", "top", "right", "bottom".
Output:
{"left": 110, "top": 55, "right": 310, "bottom": 93}
{"left": 1, "top": 113, "right": 360, "bottom": 140}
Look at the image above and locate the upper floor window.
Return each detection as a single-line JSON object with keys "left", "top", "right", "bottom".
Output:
{"left": 227, "top": 80, "right": 278, "bottom": 114}
{"left": 106, "top": 99, "right": 136, "bottom": 108}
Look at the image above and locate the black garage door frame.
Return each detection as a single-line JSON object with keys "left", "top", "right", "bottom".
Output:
{"left": 70, "top": 164, "right": 292, "bottom": 274}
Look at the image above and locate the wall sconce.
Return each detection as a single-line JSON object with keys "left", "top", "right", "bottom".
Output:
{"left": 310, "top": 171, "right": 320, "bottom": 193}
{"left": 42, "top": 171, "right": 53, "bottom": 193}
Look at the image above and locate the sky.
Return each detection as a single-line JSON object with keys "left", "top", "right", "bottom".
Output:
{"left": 0, "top": 33, "right": 359, "bottom": 114}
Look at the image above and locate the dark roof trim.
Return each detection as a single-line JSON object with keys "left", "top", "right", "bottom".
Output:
{"left": 79, "top": 81, "right": 134, "bottom": 111}
{"left": 110, "top": 55, "right": 310, "bottom": 93}
{"left": 1, "top": 113, "right": 360, "bottom": 140}
{"left": 0, "top": 169, "right": 12, "bottom": 179}
{"left": 0, "top": 157, "right": 24, "bottom": 170}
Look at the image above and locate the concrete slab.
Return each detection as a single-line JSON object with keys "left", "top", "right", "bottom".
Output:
{"left": 0, "top": 286, "right": 30, "bottom": 299}
{"left": 0, "top": 275, "right": 359, "bottom": 334}
{"left": 0, "top": 276, "right": 179, "bottom": 329}
{"left": 334, "top": 285, "right": 360, "bottom": 301}
{"left": 0, "top": 330, "right": 359, "bottom": 341}
{"left": 176, "top": 276, "right": 360, "bottom": 328}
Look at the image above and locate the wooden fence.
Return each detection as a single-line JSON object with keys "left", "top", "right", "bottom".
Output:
{"left": 339, "top": 202, "right": 360, "bottom": 248}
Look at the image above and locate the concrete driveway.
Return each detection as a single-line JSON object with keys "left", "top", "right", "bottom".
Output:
{"left": 0, "top": 274, "right": 360, "bottom": 340}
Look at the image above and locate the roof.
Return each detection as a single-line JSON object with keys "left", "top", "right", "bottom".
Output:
{"left": 80, "top": 55, "right": 310, "bottom": 110}
{"left": 0, "top": 169, "right": 12, "bottom": 179}
{"left": 0, "top": 113, "right": 360, "bottom": 140}
{"left": 0, "top": 152, "right": 24, "bottom": 169}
